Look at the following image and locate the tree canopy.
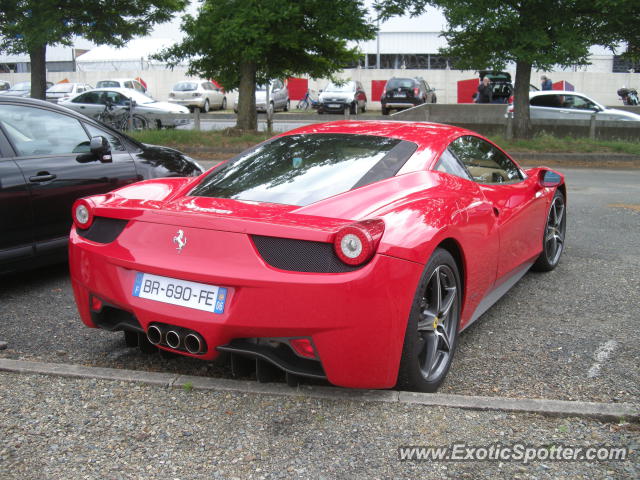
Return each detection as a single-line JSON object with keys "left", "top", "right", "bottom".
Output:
{"left": 0, "top": 0, "right": 186, "bottom": 99}
{"left": 376, "top": 0, "right": 639, "bottom": 137}
{"left": 156, "top": 0, "right": 376, "bottom": 130}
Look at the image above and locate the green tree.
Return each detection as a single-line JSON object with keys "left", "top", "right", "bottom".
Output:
{"left": 376, "top": 0, "right": 639, "bottom": 138}
{"left": 156, "top": 0, "right": 376, "bottom": 130}
{"left": 0, "top": 0, "right": 186, "bottom": 99}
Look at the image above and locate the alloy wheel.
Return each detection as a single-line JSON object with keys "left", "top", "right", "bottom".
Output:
{"left": 416, "top": 264, "right": 458, "bottom": 381}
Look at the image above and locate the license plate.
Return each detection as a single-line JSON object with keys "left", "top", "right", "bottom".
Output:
{"left": 328, "top": 103, "right": 340, "bottom": 108}
{"left": 132, "top": 272, "right": 227, "bottom": 314}
{"left": 394, "top": 92, "right": 406, "bottom": 98}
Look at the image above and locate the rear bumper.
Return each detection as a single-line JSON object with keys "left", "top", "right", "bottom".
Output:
{"left": 382, "top": 99, "right": 421, "bottom": 109}
{"left": 168, "top": 98, "right": 205, "bottom": 108}
{"left": 69, "top": 226, "right": 423, "bottom": 389}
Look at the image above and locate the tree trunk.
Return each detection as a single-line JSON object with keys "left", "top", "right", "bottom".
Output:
{"left": 236, "top": 61, "right": 257, "bottom": 131}
{"left": 29, "top": 44, "right": 47, "bottom": 100}
{"left": 513, "top": 59, "right": 532, "bottom": 139}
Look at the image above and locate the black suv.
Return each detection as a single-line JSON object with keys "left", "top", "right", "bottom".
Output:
{"left": 381, "top": 77, "right": 437, "bottom": 115}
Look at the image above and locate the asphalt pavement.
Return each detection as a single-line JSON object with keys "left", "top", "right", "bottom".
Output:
{"left": 0, "top": 167, "right": 638, "bottom": 478}
{"left": 0, "top": 168, "right": 639, "bottom": 404}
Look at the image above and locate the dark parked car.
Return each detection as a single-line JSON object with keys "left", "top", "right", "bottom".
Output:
{"left": 477, "top": 71, "right": 513, "bottom": 104}
{"left": 381, "top": 77, "right": 436, "bottom": 115}
{"left": 0, "top": 96, "right": 204, "bottom": 274}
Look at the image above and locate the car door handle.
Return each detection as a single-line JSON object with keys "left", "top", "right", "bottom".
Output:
{"left": 29, "top": 172, "right": 57, "bottom": 182}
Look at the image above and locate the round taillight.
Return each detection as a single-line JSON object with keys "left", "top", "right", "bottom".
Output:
{"left": 72, "top": 198, "right": 94, "bottom": 229}
{"left": 334, "top": 225, "right": 375, "bottom": 266}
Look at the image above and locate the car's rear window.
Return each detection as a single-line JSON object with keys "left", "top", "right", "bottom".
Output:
{"left": 96, "top": 81, "right": 120, "bottom": 88}
{"left": 190, "top": 134, "right": 417, "bottom": 206}
{"left": 387, "top": 78, "right": 415, "bottom": 89}
{"left": 174, "top": 82, "right": 198, "bottom": 91}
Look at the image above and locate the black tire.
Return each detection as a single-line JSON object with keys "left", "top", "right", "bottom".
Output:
{"left": 138, "top": 332, "right": 157, "bottom": 354}
{"left": 381, "top": 106, "right": 389, "bottom": 115}
{"left": 350, "top": 102, "right": 358, "bottom": 115}
{"left": 361, "top": 102, "right": 366, "bottom": 113}
{"left": 532, "top": 190, "right": 566, "bottom": 272}
{"left": 123, "top": 330, "right": 138, "bottom": 348}
{"left": 221, "top": 97, "right": 227, "bottom": 110}
{"left": 203, "top": 99, "right": 210, "bottom": 113}
{"left": 397, "top": 248, "right": 461, "bottom": 392}
{"left": 284, "top": 100, "right": 290, "bottom": 112}
{"left": 131, "top": 115, "right": 147, "bottom": 131}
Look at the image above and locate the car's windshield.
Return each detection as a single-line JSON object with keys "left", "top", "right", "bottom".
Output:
{"left": 324, "top": 82, "right": 354, "bottom": 93}
{"left": 9, "top": 82, "right": 30, "bottom": 91}
{"left": 190, "top": 134, "right": 417, "bottom": 206}
{"left": 124, "top": 90, "right": 156, "bottom": 104}
{"left": 47, "top": 83, "right": 74, "bottom": 93}
{"left": 174, "top": 82, "right": 198, "bottom": 92}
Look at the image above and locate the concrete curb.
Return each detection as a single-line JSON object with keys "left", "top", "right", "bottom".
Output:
{"left": 1, "top": 358, "right": 637, "bottom": 422}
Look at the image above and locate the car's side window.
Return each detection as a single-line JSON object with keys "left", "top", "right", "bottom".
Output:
{"left": 124, "top": 81, "right": 133, "bottom": 89}
{"left": 0, "top": 105, "right": 90, "bottom": 157}
{"left": 564, "top": 95, "right": 597, "bottom": 110}
{"left": 531, "top": 94, "right": 562, "bottom": 108}
{"left": 84, "top": 123, "right": 127, "bottom": 152}
{"left": 434, "top": 148, "right": 472, "bottom": 180}
{"left": 73, "top": 91, "right": 100, "bottom": 104}
{"left": 449, "top": 136, "right": 523, "bottom": 184}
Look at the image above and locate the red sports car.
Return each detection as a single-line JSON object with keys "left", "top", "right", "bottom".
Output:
{"left": 69, "top": 121, "right": 566, "bottom": 392}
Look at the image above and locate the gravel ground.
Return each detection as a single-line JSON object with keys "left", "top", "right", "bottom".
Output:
{"left": 0, "top": 372, "right": 638, "bottom": 480}
{"left": 0, "top": 168, "right": 638, "bottom": 403}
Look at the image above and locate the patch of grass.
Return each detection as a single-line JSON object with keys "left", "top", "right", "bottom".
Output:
{"left": 490, "top": 133, "right": 640, "bottom": 156}
{"left": 130, "top": 128, "right": 640, "bottom": 157}
{"left": 129, "top": 129, "right": 270, "bottom": 150}
{"left": 182, "top": 382, "right": 193, "bottom": 392}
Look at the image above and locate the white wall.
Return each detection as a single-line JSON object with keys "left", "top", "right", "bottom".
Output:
{"left": 2, "top": 67, "right": 638, "bottom": 109}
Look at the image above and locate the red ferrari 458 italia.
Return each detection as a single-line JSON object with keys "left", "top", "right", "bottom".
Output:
{"left": 69, "top": 121, "right": 566, "bottom": 392}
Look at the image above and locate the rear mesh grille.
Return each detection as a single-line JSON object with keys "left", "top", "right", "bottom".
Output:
{"left": 77, "top": 217, "right": 128, "bottom": 244}
{"left": 251, "top": 235, "right": 360, "bottom": 273}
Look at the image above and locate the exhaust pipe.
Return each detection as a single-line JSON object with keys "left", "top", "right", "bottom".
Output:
{"left": 147, "top": 325, "right": 163, "bottom": 345}
{"left": 165, "top": 330, "right": 182, "bottom": 349}
{"left": 184, "top": 333, "right": 205, "bottom": 354}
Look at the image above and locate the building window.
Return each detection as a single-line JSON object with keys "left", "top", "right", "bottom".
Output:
{"left": 613, "top": 55, "right": 640, "bottom": 73}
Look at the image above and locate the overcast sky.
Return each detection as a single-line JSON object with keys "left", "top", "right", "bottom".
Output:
{"left": 148, "top": 1, "right": 447, "bottom": 40}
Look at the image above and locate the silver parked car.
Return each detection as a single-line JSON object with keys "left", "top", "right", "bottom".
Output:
{"left": 46, "top": 82, "right": 93, "bottom": 103}
{"left": 233, "top": 79, "right": 290, "bottom": 113}
{"left": 509, "top": 90, "right": 640, "bottom": 121}
{"left": 60, "top": 88, "right": 190, "bottom": 129}
{"left": 96, "top": 78, "right": 147, "bottom": 94}
{"left": 318, "top": 80, "right": 367, "bottom": 115}
{"left": 168, "top": 80, "right": 227, "bottom": 112}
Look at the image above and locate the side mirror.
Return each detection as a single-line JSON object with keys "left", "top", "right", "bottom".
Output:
{"left": 539, "top": 170, "right": 561, "bottom": 187}
{"left": 90, "top": 136, "right": 112, "bottom": 163}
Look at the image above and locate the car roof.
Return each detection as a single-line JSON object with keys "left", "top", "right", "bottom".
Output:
{"left": 280, "top": 120, "right": 475, "bottom": 154}
{"left": 98, "top": 78, "right": 140, "bottom": 83}
{"left": 530, "top": 90, "right": 588, "bottom": 97}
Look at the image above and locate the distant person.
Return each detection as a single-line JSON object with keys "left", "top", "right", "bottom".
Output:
{"left": 476, "top": 77, "right": 493, "bottom": 103}
{"left": 541, "top": 75, "right": 553, "bottom": 90}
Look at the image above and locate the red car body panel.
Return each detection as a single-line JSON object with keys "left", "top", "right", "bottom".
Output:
{"left": 69, "top": 121, "right": 564, "bottom": 389}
